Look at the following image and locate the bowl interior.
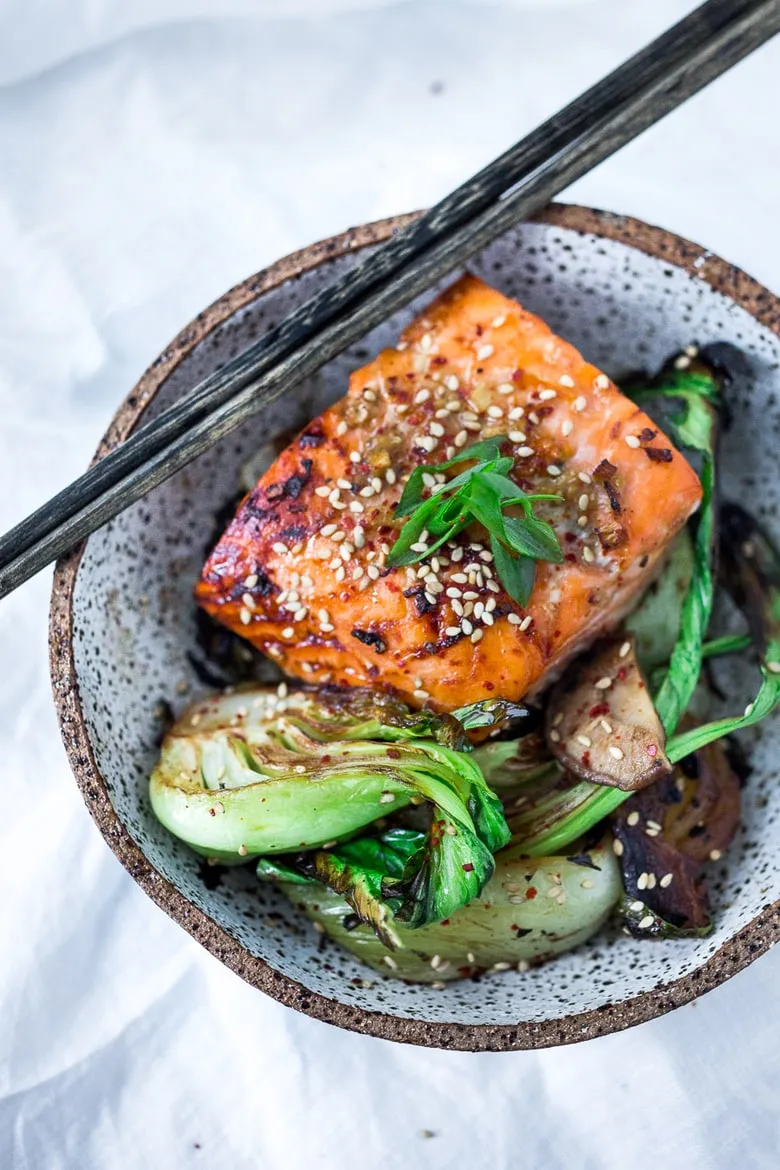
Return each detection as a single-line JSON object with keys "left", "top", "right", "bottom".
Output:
{"left": 66, "top": 215, "right": 780, "bottom": 1041}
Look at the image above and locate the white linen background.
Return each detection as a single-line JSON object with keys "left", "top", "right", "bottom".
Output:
{"left": 1, "top": 0, "right": 779, "bottom": 1166}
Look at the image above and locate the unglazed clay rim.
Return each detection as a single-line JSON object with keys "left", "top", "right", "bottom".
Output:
{"left": 49, "top": 206, "right": 780, "bottom": 1052}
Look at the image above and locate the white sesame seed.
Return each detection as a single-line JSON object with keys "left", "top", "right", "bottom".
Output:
{"left": 418, "top": 435, "right": 438, "bottom": 452}
{"left": 477, "top": 344, "right": 494, "bottom": 360}
{"left": 625, "top": 434, "right": 641, "bottom": 449}
{"left": 619, "top": 641, "right": 631, "bottom": 658}
{"left": 396, "top": 404, "right": 408, "bottom": 414}
{"left": 272, "top": 541, "right": 287, "bottom": 554}
{"left": 371, "top": 477, "right": 382, "bottom": 494}
{"left": 414, "top": 689, "right": 430, "bottom": 701}
{"left": 352, "top": 566, "right": 364, "bottom": 580}
{"left": 349, "top": 501, "right": 364, "bottom": 514}
{"left": 492, "top": 315, "right": 506, "bottom": 328}
{"left": 613, "top": 839, "right": 624, "bottom": 856}
{"left": 527, "top": 411, "right": 540, "bottom": 425}
{"left": 508, "top": 406, "right": 525, "bottom": 420}
{"left": 242, "top": 593, "right": 256, "bottom": 609}
{"left": 487, "top": 405, "right": 504, "bottom": 419}
{"left": 445, "top": 626, "right": 461, "bottom": 637}
{"left": 451, "top": 599, "right": 464, "bottom": 617}
{"left": 517, "top": 446, "right": 534, "bottom": 458}
{"left": 578, "top": 493, "right": 589, "bottom": 511}
{"left": 709, "top": 849, "right": 722, "bottom": 861}
{"left": 594, "top": 374, "right": 610, "bottom": 390}
{"left": 482, "top": 611, "right": 494, "bottom": 627}
{"left": 594, "top": 677, "right": 612, "bottom": 690}
{"left": 576, "top": 734, "right": 592, "bottom": 748}
{"left": 451, "top": 573, "right": 468, "bottom": 584}
{"left": 367, "top": 564, "right": 380, "bottom": 580}
{"left": 445, "top": 374, "right": 459, "bottom": 391}
{"left": 561, "top": 419, "right": 574, "bottom": 437}
{"left": 461, "top": 618, "right": 473, "bottom": 635}
{"left": 414, "top": 388, "right": 431, "bottom": 405}
{"left": 559, "top": 374, "right": 575, "bottom": 388}
{"left": 244, "top": 574, "right": 258, "bottom": 588}
{"left": 507, "top": 613, "right": 522, "bottom": 625}
{"left": 660, "top": 872, "right": 674, "bottom": 888}
{"left": 573, "top": 396, "right": 587, "bottom": 412}
{"left": 485, "top": 595, "right": 496, "bottom": 612}
{"left": 767, "top": 661, "right": 780, "bottom": 674}
{"left": 674, "top": 354, "right": 691, "bottom": 369}
{"left": 453, "top": 429, "right": 468, "bottom": 447}
{"left": 600, "top": 719, "right": 614, "bottom": 734}
{"left": 539, "top": 388, "right": 557, "bottom": 401}
{"left": 429, "top": 421, "right": 445, "bottom": 438}
{"left": 608, "top": 745, "right": 624, "bottom": 761}
{"left": 471, "top": 629, "right": 483, "bottom": 644}
{"left": 353, "top": 527, "right": 365, "bottom": 549}
{"left": 335, "top": 566, "right": 345, "bottom": 582}
{"left": 239, "top": 607, "right": 251, "bottom": 625}
{"left": 496, "top": 382, "right": 513, "bottom": 397}
{"left": 363, "top": 388, "right": 376, "bottom": 402}
{"left": 546, "top": 464, "right": 561, "bottom": 477}
{"left": 550, "top": 729, "right": 561, "bottom": 743}
{"left": 582, "top": 547, "right": 595, "bottom": 563}
{"left": 380, "top": 792, "right": 396, "bottom": 804}
{"left": 637, "top": 872, "right": 649, "bottom": 891}
{"left": 349, "top": 450, "right": 361, "bottom": 464}
{"left": 508, "top": 430, "right": 526, "bottom": 443}
{"left": 385, "top": 468, "right": 397, "bottom": 485}
{"left": 578, "top": 471, "right": 592, "bottom": 484}
{"left": 281, "top": 626, "right": 294, "bottom": 638}
{"left": 328, "top": 488, "right": 341, "bottom": 505}
{"left": 638, "top": 915, "right": 655, "bottom": 929}
{"left": 627, "top": 810, "right": 640, "bottom": 827}
{"left": 519, "top": 615, "right": 533, "bottom": 632}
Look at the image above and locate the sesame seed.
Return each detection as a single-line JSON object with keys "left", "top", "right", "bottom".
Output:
{"left": 594, "top": 677, "right": 612, "bottom": 690}
{"left": 294, "top": 607, "right": 308, "bottom": 621}
{"left": 445, "top": 374, "right": 459, "bottom": 391}
{"left": 335, "top": 566, "right": 345, "bottom": 582}
{"left": 674, "top": 354, "right": 691, "bottom": 369}
{"left": 547, "top": 464, "right": 561, "bottom": 477}
{"left": 471, "top": 629, "right": 483, "bottom": 644}
{"left": 349, "top": 450, "right": 361, "bottom": 463}
{"left": 363, "top": 388, "right": 376, "bottom": 402}
{"left": 485, "top": 595, "right": 496, "bottom": 612}
{"left": 461, "top": 619, "right": 473, "bottom": 635}
{"left": 581, "top": 879, "right": 594, "bottom": 890}
{"left": 418, "top": 435, "right": 437, "bottom": 452}
{"left": 507, "top": 613, "right": 522, "bottom": 626}
{"left": 519, "top": 615, "right": 533, "bottom": 632}
{"left": 613, "top": 838, "right": 624, "bottom": 856}
{"left": 477, "top": 344, "right": 494, "bottom": 360}
{"left": 414, "top": 689, "right": 430, "bottom": 701}
{"left": 508, "top": 407, "right": 525, "bottom": 421}
{"left": 608, "top": 745, "right": 624, "bottom": 761}
{"left": 539, "top": 388, "right": 558, "bottom": 401}
{"left": 328, "top": 489, "right": 341, "bottom": 505}
{"left": 578, "top": 471, "right": 592, "bottom": 484}
{"left": 527, "top": 411, "right": 540, "bottom": 425}
{"left": 637, "top": 872, "right": 649, "bottom": 890}
{"left": 767, "top": 661, "right": 780, "bottom": 674}
{"left": 594, "top": 374, "right": 610, "bottom": 390}
{"left": 349, "top": 501, "right": 365, "bottom": 514}
{"left": 638, "top": 915, "right": 655, "bottom": 930}
{"left": 559, "top": 374, "right": 575, "bottom": 388}
{"left": 627, "top": 811, "right": 640, "bottom": 827}
{"left": 508, "top": 430, "right": 526, "bottom": 443}
{"left": 451, "top": 599, "right": 464, "bottom": 616}
{"left": 709, "top": 849, "right": 722, "bottom": 861}
{"left": 619, "top": 641, "right": 631, "bottom": 658}
{"left": 336, "top": 420, "right": 348, "bottom": 436}
{"left": 573, "top": 396, "right": 587, "bottom": 412}
{"left": 281, "top": 626, "right": 294, "bottom": 638}
{"left": 492, "top": 315, "right": 506, "bottom": 328}
{"left": 244, "top": 574, "right": 258, "bottom": 588}
{"left": 487, "top": 405, "right": 504, "bottom": 419}
{"left": 582, "top": 547, "right": 595, "bottom": 563}
{"left": 272, "top": 541, "right": 287, "bottom": 554}
{"left": 492, "top": 961, "right": 511, "bottom": 972}
{"left": 239, "top": 607, "right": 251, "bottom": 625}
{"left": 660, "top": 872, "right": 674, "bottom": 888}
{"left": 578, "top": 493, "right": 589, "bottom": 511}
{"left": 561, "top": 419, "right": 574, "bottom": 436}
{"left": 600, "top": 719, "right": 613, "bottom": 734}
{"left": 242, "top": 593, "right": 256, "bottom": 609}
{"left": 414, "top": 388, "right": 431, "bottom": 405}
{"left": 517, "top": 446, "right": 535, "bottom": 457}
{"left": 379, "top": 793, "right": 396, "bottom": 805}
{"left": 625, "top": 434, "right": 641, "bottom": 449}
{"left": 462, "top": 419, "right": 482, "bottom": 432}
{"left": 646, "top": 873, "right": 657, "bottom": 889}
{"left": 366, "top": 564, "right": 380, "bottom": 580}
{"left": 576, "top": 734, "right": 592, "bottom": 748}
{"left": 429, "top": 421, "right": 445, "bottom": 438}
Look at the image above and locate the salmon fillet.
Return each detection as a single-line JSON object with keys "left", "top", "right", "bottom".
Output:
{"left": 196, "top": 274, "right": 702, "bottom": 712}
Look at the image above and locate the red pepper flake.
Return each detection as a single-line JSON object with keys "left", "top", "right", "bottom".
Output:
{"left": 440, "top": 918, "right": 450, "bottom": 926}
{"left": 462, "top": 862, "right": 475, "bottom": 873}
{"left": 526, "top": 886, "right": 538, "bottom": 900}
{"left": 589, "top": 703, "right": 610, "bottom": 717}
{"left": 617, "top": 667, "right": 628, "bottom": 681}
{"left": 582, "top": 751, "right": 591, "bottom": 768}
{"left": 387, "top": 748, "right": 401, "bottom": 759}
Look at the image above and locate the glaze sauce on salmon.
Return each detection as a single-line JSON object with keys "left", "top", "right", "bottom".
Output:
{"left": 196, "top": 275, "right": 702, "bottom": 711}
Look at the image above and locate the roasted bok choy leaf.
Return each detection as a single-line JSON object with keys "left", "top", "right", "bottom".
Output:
{"left": 277, "top": 837, "right": 621, "bottom": 980}
{"left": 150, "top": 686, "right": 510, "bottom": 933}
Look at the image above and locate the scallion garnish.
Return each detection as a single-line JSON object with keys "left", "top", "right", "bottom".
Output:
{"left": 386, "top": 437, "right": 563, "bottom": 606}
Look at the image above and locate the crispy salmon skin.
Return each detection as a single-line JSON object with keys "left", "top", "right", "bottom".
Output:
{"left": 196, "top": 274, "right": 702, "bottom": 711}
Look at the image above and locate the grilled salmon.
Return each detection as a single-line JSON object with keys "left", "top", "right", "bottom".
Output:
{"left": 196, "top": 274, "right": 702, "bottom": 711}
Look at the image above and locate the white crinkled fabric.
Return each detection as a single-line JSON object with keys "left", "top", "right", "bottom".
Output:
{"left": 1, "top": 1, "right": 779, "bottom": 1167}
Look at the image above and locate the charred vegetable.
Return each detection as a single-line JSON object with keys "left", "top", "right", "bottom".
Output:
{"left": 545, "top": 636, "right": 671, "bottom": 792}
{"left": 150, "top": 686, "right": 510, "bottom": 931}
{"left": 275, "top": 837, "right": 621, "bottom": 980}
{"left": 612, "top": 737, "right": 741, "bottom": 935}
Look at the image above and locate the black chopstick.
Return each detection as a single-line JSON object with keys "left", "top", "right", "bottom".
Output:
{"left": 2, "top": 0, "right": 778, "bottom": 600}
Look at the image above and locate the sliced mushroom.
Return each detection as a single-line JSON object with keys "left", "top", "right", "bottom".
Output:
{"left": 612, "top": 736, "right": 742, "bottom": 932}
{"left": 545, "top": 635, "right": 671, "bottom": 791}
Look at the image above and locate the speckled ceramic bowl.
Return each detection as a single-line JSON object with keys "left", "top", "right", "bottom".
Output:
{"left": 50, "top": 205, "right": 780, "bottom": 1051}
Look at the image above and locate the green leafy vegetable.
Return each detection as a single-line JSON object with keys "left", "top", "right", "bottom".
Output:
{"left": 386, "top": 437, "right": 563, "bottom": 606}
{"left": 619, "top": 896, "right": 712, "bottom": 940}
{"left": 275, "top": 838, "right": 622, "bottom": 980}
{"left": 151, "top": 685, "right": 510, "bottom": 937}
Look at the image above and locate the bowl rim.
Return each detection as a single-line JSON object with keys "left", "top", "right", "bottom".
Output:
{"left": 49, "top": 203, "right": 780, "bottom": 1052}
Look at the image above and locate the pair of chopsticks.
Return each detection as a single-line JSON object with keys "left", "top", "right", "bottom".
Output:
{"left": 1, "top": 0, "right": 778, "bottom": 601}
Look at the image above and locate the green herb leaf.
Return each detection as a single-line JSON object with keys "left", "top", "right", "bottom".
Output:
{"left": 388, "top": 436, "right": 563, "bottom": 602}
